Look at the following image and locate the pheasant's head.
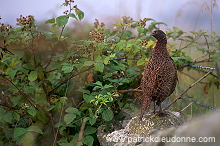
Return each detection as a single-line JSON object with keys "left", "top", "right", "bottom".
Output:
{"left": 151, "top": 30, "right": 167, "bottom": 43}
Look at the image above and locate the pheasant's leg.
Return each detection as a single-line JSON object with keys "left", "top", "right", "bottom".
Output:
{"left": 159, "top": 103, "right": 162, "bottom": 113}
{"left": 153, "top": 101, "right": 156, "bottom": 114}
{"left": 140, "top": 97, "right": 147, "bottom": 120}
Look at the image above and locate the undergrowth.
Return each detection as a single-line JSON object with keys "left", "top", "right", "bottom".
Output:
{"left": 0, "top": 0, "right": 220, "bottom": 145}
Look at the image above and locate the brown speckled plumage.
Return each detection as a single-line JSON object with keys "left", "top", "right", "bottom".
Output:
{"left": 140, "top": 30, "right": 177, "bottom": 119}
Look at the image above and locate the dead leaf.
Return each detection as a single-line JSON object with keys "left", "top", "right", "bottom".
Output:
{"left": 87, "top": 72, "right": 94, "bottom": 83}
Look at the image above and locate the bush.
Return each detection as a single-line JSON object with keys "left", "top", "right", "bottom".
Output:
{"left": 0, "top": 1, "right": 219, "bottom": 145}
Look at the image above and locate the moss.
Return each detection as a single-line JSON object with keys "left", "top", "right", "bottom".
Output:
{"left": 127, "top": 112, "right": 184, "bottom": 136}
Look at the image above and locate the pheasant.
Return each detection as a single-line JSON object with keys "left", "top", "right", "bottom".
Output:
{"left": 140, "top": 30, "right": 177, "bottom": 119}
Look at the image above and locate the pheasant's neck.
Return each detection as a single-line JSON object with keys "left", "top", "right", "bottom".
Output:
{"left": 153, "top": 41, "right": 169, "bottom": 56}
{"left": 155, "top": 40, "right": 167, "bottom": 48}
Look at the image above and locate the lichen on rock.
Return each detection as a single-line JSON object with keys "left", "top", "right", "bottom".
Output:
{"left": 97, "top": 111, "right": 185, "bottom": 145}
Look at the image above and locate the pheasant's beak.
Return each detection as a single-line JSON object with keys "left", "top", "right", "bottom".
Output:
{"left": 150, "top": 31, "right": 156, "bottom": 37}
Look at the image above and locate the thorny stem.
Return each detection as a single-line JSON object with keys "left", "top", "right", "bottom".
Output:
{"left": 77, "top": 118, "right": 87, "bottom": 146}
{"left": 48, "top": 65, "right": 94, "bottom": 96}
{"left": 49, "top": 112, "right": 56, "bottom": 144}
{"left": 180, "top": 35, "right": 201, "bottom": 51}
{"left": 30, "top": 30, "right": 37, "bottom": 68}
{"left": 3, "top": 77, "right": 38, "bottom": 111}
{"left": 109, "top": 57, "right": 139, "bottom": 61}
{"left": 163, "top": 70, "right": 213, "bottom": 110}
{"left": 45, "top": 1, "right": 73, "bottom": 69}
{"left": 118, "top": 88, "right": 142, "bottom": 93}
{"left": 203, "top": 35, "right": 211, "bottom": 60}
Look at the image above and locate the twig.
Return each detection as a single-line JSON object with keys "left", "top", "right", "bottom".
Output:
{"left": 163, "top": 70, "right": 213, "bottom": 110}
{"left": 77, "top": 118, "right": 87, "bottom": 146}
{"left": 0, "top": 103, "right": 18, "bottom": 110}
{"left": 76, "top": 100, "right": 85, "bottom": 109}
{"left": 53, "top": 101, "right": 65, "bottom": 146}
{"left": 45, "top": 2, "right": 74, "bottom": 69}
{"left": 109, "top": 58, "right": 139, "bottom": 61}
{"left": 200, "top": 68, "right": 218, "bottom": 79}
{"left": 45, "top": 24, "right": 66, "bottom": 69}
{"left": 48, "top": 65, "right": 94, "bottom": 96}
{"left": 3, "top": 77, "right": 38, "bottom": 111}
{"left": 49, "top": 112, "right": 56, "bottom": 144}
{"left": 0, "top": 46, "right": 14, "bottom": 55}
{"left": 181, "top": 102, "right": 193, "bottom": 112}
{"left": 45, "top": 41, "right": 61, "bottom": 69}
{"left": 203, "top": 35, "right": 211, "bottom": 60}
{"left": 118, "top": 89, "right": 142, "bottom": 93}
{"left": 45, "top": 69, "right": 58, "bottom": 73}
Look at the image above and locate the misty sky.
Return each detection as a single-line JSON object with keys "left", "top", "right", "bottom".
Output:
{"left": 0, "top": 0, "right": 219, "bottom": 33}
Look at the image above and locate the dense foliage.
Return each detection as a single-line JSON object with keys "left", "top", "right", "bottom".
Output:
{"left": 0, "top": 1, "right": 220, "bottom": 145}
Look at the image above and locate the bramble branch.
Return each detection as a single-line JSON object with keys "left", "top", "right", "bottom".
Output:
{"left": 3, "top": 77, "right": 39, "bottom": 111}
{"left": 48, "top": 65, "right": 94, "bottom": 96}
{"left": 163, "top": 70, "right": 213, "bottom": 110}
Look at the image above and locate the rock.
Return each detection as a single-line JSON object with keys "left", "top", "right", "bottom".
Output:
{"left": 98, "top": 111, "right": 220, "bottom": 146}
{"left": 97, "top": 111, "right": 185, "bottom": 146}
{"left": 169, "top": 111, "right": 220, "bottom": 146}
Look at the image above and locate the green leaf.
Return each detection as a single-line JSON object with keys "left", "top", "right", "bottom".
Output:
{"left": 17, "top": 132, "right": 35, "bottom": 146}
{"left": 27, "top": 126, "right": 43, "bottom": 134}
{"left": 23, "top": 64, "right": 35, "bottom": 70}
{"left": 15, "top": 51, "right": 24, "bottom": 59}
{"left": 94, "top": 81, "right": 102, "bottom": 86}
{"left": 137, "top": 26, "right": 145, "bottom": 34}
{"left": 185, "top": 56, "right": 192, "bottom": 61}
{"left": 198, "top": 48, "right": 207, "bottom": 53}
{"left": 36, "top": 111, "right": 48, "bottom": 123}
{"left": 4, "top": 112, "right": 13, "bottom": 123}
{"left": 13, "top": 112, "right": 20, "bottom": 121}
{"left": 122, "top": 30, "right": 132, "bottom": 38}
{"left": 46, "top": 105, "right": 56, "bottom": 111}
{"left": 137, "top": 57, "right": 145, "bottom": 66}
{"left": 83, "top": 61, "right": 95, "bottom": 67}
{"left": 65, "top": 107, "right": 80, "bottom": 115}
{"left": 116, "top": 40, "right": 126, "bottom": 50}
{"left": 37, "top": 70, "right": 44, "bottom": 79}
{"left": 59, "top": 97, "right": 68, "bottom": 104}
{"left": 64, "top": 114, "right": 76, "bottom": 124}
{"left": 28, "top": 71, "right": 38, "bottom": 81}
{"left": 45, "top": 18, "right": 55, "bottom": 24}
{"left": 83, "top": 94, "right": 94, "bottom": 103}
{"left": 8, "top": 69, "right": 17, "bottom": 79}
{"left": 27, "top": 108, "right": 37, "bottom": 116}
{"left": 104, "top": 56, "right": 110, "bottom": 65}
{"left": 97, "top": 43, "right": 105, "bottom": 50}
{"left": 102, "top": 109, "right": 113, "bottom": 121}
{"left": 13, "top": 128, "right": 27, "bottom": 138}
{"left": 62, "top": 65, "right": 73, "bottom": 73}
{"left": 83, "top": 135, "right": 94, "bottom": 146}
{"left": 56, "top": 15, "right": 68, "bottom": 27}
{"left": 75, "top": 8, "right": 84, "bottom": 20}
{"left": 94, "top": 63, "right": 104, "bottom": 72}
{"left": 89, "top": 117, "right": 96, "bottom": 125}
{"left": 68, "top": 13, "right": 77, "bottom": 20}
{"left": 84, "top": 126, "right": 96, "bottom": 135}
{"left": 51, "top": 23, "right": 57, "bottom": 32}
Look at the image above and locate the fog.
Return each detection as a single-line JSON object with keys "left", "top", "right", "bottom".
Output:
{"left": 0, "top": 0, "right": 219, "bottom": 32}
